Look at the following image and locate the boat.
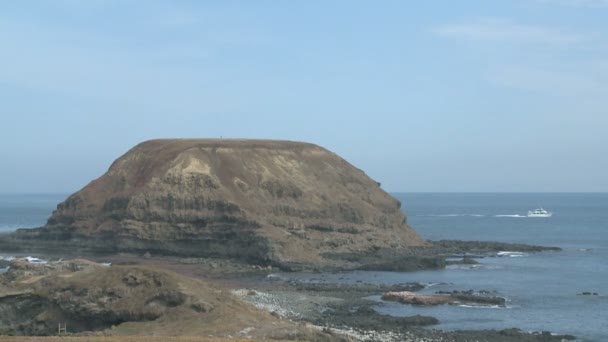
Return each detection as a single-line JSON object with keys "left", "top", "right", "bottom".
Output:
{"left": 527, "top": 208, "right": 552, "bottom": 217}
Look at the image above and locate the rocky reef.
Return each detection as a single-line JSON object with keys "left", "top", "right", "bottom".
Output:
{"left": 3, "top": 139, "right": 425, "bottom": 268}
{"left": 382, "top": 290, "right": 506, "bottom": 306}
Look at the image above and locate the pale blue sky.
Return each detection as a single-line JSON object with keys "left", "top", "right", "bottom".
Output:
{"left": 1, "top": 1, "right": 607, "bottom": 193}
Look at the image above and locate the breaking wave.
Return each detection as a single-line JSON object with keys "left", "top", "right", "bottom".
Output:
{"left": 497, "top": 251, "right": 529, "bottom": 258}
{"left": 457, "top": 304, "right": 509, "bottom": 309}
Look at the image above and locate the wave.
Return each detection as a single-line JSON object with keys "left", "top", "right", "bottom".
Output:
{"left": 419, "top": 213, "right": 528, "bottom": 218}
{"left": 425, "top": 282, "right": 453, "bottom": 288}
{"left": 0, "top": 256, "right": 47, "bottom": 264}
{"left": 446, "top": 264, "right": 482, "bottom": 270}
{"left": 24, "top": 256, "right": 48, "bottom": 264}
{"left": 266, "top": 273, "right": 283, "bottom": 280}
{"left": 447, "top": 264, "right": 505, "bottom": 270}
{"left": 457, "top": 304, "right": 508, "bottom": 309}
{"left": 497, "top": 251, "right": 529, "bottom": 258}
{"left": 427, "top": 213, "right": 533, "bottom": 218}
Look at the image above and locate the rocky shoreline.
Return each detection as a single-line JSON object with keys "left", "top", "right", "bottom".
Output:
{"left": 0, "top": 236, "right": 562, "bottom": 274}
{"left": 0, "top": 239, "right": 576, "bottom": 341}
{"left": 0, "top": 139, "right": 583, "bottom": 340}
{"left": 231, "top": 271, "right": 576, "bottom": 342}
{"left": 173, "top": 239, "right": 572, "bottom": 341}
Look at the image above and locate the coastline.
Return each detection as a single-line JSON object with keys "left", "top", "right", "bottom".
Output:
{"left": 0, "top": 240, "right": 576, "bottom": 341}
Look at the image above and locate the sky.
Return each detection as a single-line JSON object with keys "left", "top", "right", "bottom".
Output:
{"left": 1, "top": 0, "right": 607, "bottom": 193}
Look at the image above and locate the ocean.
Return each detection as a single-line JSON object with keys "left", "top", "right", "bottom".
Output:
{"left": 1, "top": 193, "right": 607, "bottom": 341}
{"left": 276, "top": 193, "right": 608, "bottom": 341}
{"left": 0, "top": 193, "right": 66, "bottom": 233}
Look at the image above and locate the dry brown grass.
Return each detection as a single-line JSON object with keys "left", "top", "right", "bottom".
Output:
{"left": 0, "top": 337, "right": 287, "bottom": 342}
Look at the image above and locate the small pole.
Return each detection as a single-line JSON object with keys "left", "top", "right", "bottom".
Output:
{"left": 58, "top": 322, "right": 67, "bottom": 335}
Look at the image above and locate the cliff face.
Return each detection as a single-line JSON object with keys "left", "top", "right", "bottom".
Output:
{"left": 18, "top": 139, "right": 426, "bottom": 266}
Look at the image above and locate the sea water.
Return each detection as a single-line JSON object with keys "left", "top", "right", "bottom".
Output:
{"left": 0, "top": 193, "right": 66, "bottom": 233}
{"left": 1, "top": 193, "right": 607, "bottom": 340}
{"left": 278, "top": 193, "right": 608, "bottom": 341}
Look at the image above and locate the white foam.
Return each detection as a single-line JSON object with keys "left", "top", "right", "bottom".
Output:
{"left": 497, "top": 251, "right": 528, "bottom": 258}
{"left": 425, "top": 282, "right": 452, "bottom": 288}
{"left": 24, "top": 256, "right": 47, "bottom": 264}
{"left": 266, "top": 273, "right": 284, "bottom": 280}
{"left": 494, "top": 214, "right": 526, "bottom": 218}
{"left": 457, "top": 304, "right": 507, "bottom": 309}
{"left": 447, "top": 264, "right": 482, "bottom": 270}
{"left": 422, "top": 214, "right": 485, "bottom": 217}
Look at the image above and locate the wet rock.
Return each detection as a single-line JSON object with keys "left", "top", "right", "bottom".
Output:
{"left": 0, "top": 259, "right": 11, "bottom": 269}
{"left": 382, "top": 291, "right": 455, "bottom": 305}
{"left": 294, "top": 282, "right": 425, "bottom": 294}
{"left": 448, "top": 290, "right": 506, "bottom": 306}
{"left": 318, "top": 304, "right": 439, "bottom": 331}
{"left": 383, "top": 290, "right": 506, "bottom": 306}
{"left": 430, "top": 240, "right": 561, "bottom": 253}
{"left": 446, "top": 256, "right": 480, "bottom": 265}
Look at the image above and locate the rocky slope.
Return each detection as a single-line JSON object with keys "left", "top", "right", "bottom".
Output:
{"left": 0, "top": 258, "right": 340, "bottom": 340}
{"left": 6, "top": 139, "right": 426, "bottom": 268}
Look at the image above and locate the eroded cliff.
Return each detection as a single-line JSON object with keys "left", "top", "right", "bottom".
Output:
{"left": 11, "top": 139, "right": 426, "bottom": 267}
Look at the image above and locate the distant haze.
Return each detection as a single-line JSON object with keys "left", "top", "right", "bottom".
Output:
{"left": 1, "top": 1, "right": 607, "bottom": 193}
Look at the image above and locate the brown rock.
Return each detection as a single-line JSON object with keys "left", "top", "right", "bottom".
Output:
{"left": 382, "top": 290, "right": 507, "bottom": 307}
{"left": 382, "top": 291, "right": 456, "bottom": 305}
{"left": 10, "top": 139, "right": 426, "bottom": 268}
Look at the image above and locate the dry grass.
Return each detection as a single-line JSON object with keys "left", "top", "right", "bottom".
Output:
{"left": 0, "top": 337, "right": 287, "bottom": 342}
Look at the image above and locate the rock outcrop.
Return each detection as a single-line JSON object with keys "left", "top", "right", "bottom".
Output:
{"left": 382, "top": 291, "right": 456, "bottom": 306}
{"left": 0, "top": 258, "right": 342, "bottom": 339}
{"left": 381, "top": 290, "right": 506, "bottom": 307}
{"left": 7, "top": 139, "right": 426, "bottom": 268}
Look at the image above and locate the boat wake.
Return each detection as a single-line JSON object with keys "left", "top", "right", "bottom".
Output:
{"left": 420, "top": 213, "right": 530, "bottom": 218}
{"left": 421, "top": 214, "right": 485, "bottom": 217}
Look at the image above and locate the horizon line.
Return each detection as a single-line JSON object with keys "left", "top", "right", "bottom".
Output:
{"left": 2, "top": 191, "right": 608, "bottom": 196}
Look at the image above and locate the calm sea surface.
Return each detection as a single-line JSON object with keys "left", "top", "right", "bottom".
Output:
{"left": 1, "top": 193, "right": 607, "bottom": 341}
{"left": 0, "top": 193, "right": 66, "bottom": 232}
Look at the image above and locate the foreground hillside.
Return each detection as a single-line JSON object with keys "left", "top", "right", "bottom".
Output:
{"left": 0, "top": 338, "right": 278, "bottom": 342}
{"left": 0, "top": 258, "right": 338, "bottom": 341}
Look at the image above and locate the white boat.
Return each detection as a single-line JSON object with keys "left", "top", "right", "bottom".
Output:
{"left": 527, "top": 208, "right": 552, "bottom": 217}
